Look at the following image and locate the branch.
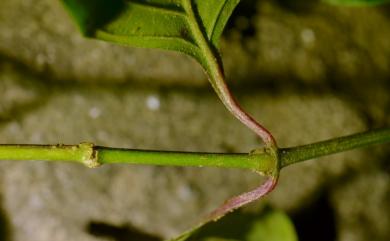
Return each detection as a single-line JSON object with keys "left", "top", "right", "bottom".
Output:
{"left": 279, "top": 127, "right": 390, "bottom": 168}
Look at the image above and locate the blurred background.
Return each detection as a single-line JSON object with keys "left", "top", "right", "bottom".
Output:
{"left": 0, "top": 0, "right": 389, "bottom": 240}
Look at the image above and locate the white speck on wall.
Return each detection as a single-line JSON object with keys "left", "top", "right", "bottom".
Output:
{"left": 177, "top": 185, "right": 193, "bottom": 201}
{"left": 301, "top": 28, "right": 316, "bottom": 45}
{"left": 146, "top": 95, "right": 160, "bottom": 111}
{"left": 88, "top": 107, "right": 102, "bottom": 119}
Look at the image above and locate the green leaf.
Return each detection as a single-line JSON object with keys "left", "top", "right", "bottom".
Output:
{"left": 61, "top": 0, "right": 240, "bottom": 72}
{"left": 323, "top": 0, "right": 390, "bottom": 6}
{"left": 245, "top": 210, "right": 298, "bottom": 241}
{"left": 169, "top": 209, "right": 298, "bottom": 241}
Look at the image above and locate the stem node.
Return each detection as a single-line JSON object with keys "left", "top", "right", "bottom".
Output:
{"left": 79, "top": 143, "right": 100, "bottom": 168}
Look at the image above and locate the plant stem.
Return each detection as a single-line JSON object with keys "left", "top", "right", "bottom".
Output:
{"left": 279, "top": 127, "right": 390, "bottom": 168}
{"left": 98, "top": 147, "right": 274, "bottom": 171}
{"left": 1, "top": 128, "right": 388, "bottom": 172}
{"left": 0, "top": 143, "right": 98, "bottom": 167}
{"left": 0, "top": 143, "right": 274, "bottom": 172}
{"left": 182, "top": 0, "right": 276, "bottom": 149}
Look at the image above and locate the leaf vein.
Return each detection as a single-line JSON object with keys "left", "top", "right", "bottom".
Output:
{"left": 209, "top": 1, "right": 229, "bottom": 40}
{"left": 96, "top": 30, "right": 199, "bottom": 51}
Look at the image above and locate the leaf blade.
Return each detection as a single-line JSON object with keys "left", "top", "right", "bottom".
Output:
{"left": 61, "top": 0, "right": 125, "bottom": 34}
{"left": 61, "top": 0, "right": 240, "bottom": 66}
{"left": 95, "top": 30, "right": 202, "bottom": 59}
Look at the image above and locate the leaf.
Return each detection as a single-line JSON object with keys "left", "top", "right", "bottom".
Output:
{"left": 245, "top": 210, "right": 298, "bottom": 241}
{"left": 168, "top": 209, "right": 298, "bottom": 241}
{"left": 61, "top": 0, "right": 240, "bottom": 72}
{"left": 323, "top": 0, "right": 390, "bottom": 6}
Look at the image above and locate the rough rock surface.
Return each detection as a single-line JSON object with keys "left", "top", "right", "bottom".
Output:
{"left": 0, "top": 0, "right": 389, "bottom": 241}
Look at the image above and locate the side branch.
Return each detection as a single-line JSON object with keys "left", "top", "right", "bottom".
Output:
{"left": 279, "top": 127, "right": 390, "bottom": 168}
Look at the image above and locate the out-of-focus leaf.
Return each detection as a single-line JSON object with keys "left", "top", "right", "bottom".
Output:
{"left": 323, "top": 0, "right": 390, "bottom": 6}
{"left": 245, "top": 210, "right": 298, "bottom": 241}
{"left": 169, "top": 209, "right": 298, "bottom": 241}
{"left": 60, "top": 0, "right": 240, "bottom": 72}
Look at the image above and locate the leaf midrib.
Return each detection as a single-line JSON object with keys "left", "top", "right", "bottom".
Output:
{"left": 208, "top": 0, "right": 230, "bottom": 41}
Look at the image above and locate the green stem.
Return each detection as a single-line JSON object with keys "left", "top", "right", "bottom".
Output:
{"left": 98, "top": 147, "right": 273, "bottom": 171}
{"left": 1, "top": 128, "right": 388, "bottom": 173}
{"left": 0, "top": 143, "right": 274, "bottom": 172}
{"left": 279, "top": 127, "right": 390, "bottom": 168}
{"left": 0, "top": 143, "right": 99, "bottom": 167}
